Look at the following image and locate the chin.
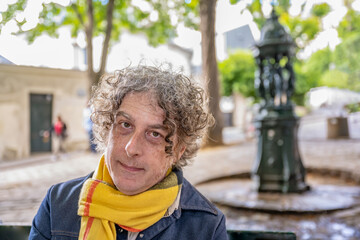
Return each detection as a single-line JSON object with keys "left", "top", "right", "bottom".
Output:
{"left": 120, "top": 187, "right": 143, "bottom": 196}
{"left": 115, "top": 181, "right": 141, "bottom": 195}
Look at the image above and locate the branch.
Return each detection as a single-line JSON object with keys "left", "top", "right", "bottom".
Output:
{"left": 99, "top": 0, "right": 115, "bottom": 76}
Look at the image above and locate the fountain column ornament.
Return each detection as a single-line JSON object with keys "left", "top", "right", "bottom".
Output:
{"left": 252, "top": 9, "right": 309, "bottom": 193}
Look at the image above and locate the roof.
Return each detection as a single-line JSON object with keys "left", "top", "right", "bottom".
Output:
{"left": 0, "top": 54, "right": 14, "bottom": 65}
{"left": 225, "top": 25, "right": 255, "bottom": 50}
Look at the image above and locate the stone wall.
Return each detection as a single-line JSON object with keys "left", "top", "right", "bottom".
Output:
{"left": 0, "top": 64, "right": 89, "bottom": 161}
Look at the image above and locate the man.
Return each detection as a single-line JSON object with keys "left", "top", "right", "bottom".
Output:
{"left": 29, "top": 65, "right": 228, "bottom": 240}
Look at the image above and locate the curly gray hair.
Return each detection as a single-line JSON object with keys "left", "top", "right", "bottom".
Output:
{"left": 90, "top": 65, "right": 214, "bottom": 168}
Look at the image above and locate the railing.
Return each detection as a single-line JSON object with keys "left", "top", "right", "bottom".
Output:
{"left": 227, "top": 230, "right": 296, "bottom": 240}
{"left": 0, "top": 225, "right": 297, "bottom": 239}
{"left": 0, "top": 225, "right": 31, "bottom": 240}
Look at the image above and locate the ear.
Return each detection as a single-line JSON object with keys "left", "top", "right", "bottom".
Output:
{"left": 179, "top": 145, "right": 186, "bottom": 158}
{"left": 173, "top": 145, "right": 186, "bottom": 165}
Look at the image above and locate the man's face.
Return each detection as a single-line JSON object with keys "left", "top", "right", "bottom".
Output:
{"left": 105, "top": 92, "right": 180, "bottom": 195}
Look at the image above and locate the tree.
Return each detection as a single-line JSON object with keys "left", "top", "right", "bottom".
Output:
{"left": 0, "top": 0, "right": 197, "bottom": 90}
{"left": 293, "top": 0, "right": 360, "bottom": 99}
{"left": 338, "top": 0, "right": 360, "bottom": 39}
{"left": 218, "top": 50, "right": 257, "bottom": 99}
{"left": 293, "top": 47, "right": 332, "bottom": 105}
{"left": 241, "top": 0, "right": 330, "bottom": 51}
{"left": 309, "top": 0, "right": 360, "bottom": 93}
{"left": 199, "top": 0, "right": 223, "bottom": 146}
{"left": 319, "top": 69, "right": 349, "bottom": 89}
{"left": 331, "top": 34, "right": 360, "bottom": 92}
{"left": 335, "top": 1, "right": 360, "bottom": 81}
{"left": 184, "top": 0, "right": 223, "bottom": 146}
{"left": 231, "top": 0, "right": 360, "bottom": 106}
{"left": 2, "top": 0, "right": 225, "bottom": 146}
{"left": 232, "top": 0, "right": 333, "bottom": 105}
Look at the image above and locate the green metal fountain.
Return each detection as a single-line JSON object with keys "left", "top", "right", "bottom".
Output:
{"left": 252, "top": 9, "right": 309, "bottom": 193}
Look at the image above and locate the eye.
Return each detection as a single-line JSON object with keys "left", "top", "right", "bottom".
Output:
{"left": 150, "top": 131, "right": 161, "bottom": 138}
{"left": 120, "top": 122, "right": 132, "bottom": 129}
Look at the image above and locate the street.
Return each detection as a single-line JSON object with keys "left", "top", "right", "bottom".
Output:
{"left": 0, "top": 114, "right": 359, "bottom": 228}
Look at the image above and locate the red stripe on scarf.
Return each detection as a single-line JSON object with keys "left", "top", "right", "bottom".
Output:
{"left": 119, "top": 225, "right": 142, "bottom": 233}
{"left": 83, "top": 217, "right": 95, "bottom": 240}
{"left": 84, "top": 180, "right": 101, "bottom": 216}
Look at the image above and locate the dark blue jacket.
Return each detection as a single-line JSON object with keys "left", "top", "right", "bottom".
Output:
{"left": 29, "top": 172, "right": 228, "bottom": 240}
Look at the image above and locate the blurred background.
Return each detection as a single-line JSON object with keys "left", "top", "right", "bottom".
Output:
{"left": 0, "top": 0, "right": 360, "bottom": 239}
{"left": 0, "top": 0, "right": 359, "bottom": 159}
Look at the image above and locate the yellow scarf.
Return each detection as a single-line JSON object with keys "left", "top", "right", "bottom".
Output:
{"left": 77, "top": 156, "right": 182, "bottom": 240}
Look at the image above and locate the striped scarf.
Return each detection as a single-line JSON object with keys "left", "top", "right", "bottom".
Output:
{"left": 77, "top": 155, "right": 182, "bottom": 240}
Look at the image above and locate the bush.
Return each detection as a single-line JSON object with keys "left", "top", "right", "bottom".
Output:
{"left": 218, "top": 50, "right": 257, "bottom": 99}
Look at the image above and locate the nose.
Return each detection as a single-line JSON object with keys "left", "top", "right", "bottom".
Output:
{"left": 125, "top": 132, "right": 143, "bottom": 158}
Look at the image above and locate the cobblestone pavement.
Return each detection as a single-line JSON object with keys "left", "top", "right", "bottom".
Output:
{"left": 0, "top": 152, "right": 100, "bottom": 224}
{"left": 0, "top": 115, "right": 359, "bottom": 239}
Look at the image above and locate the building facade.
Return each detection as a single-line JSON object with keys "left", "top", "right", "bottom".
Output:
{"left": 0, "top": 64, "right": 89, "bottom": 161}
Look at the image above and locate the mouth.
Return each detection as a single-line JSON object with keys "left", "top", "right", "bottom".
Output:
{"left": 119, "top": 161, "right": 144, "bottom": 172}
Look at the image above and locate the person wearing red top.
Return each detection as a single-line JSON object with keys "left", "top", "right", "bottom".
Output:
{"left": 52, "top": 115, "right": 67, "bottom": 159}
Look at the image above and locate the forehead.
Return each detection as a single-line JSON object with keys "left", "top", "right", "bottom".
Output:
{"left": 118, "top": 92, "right": 165, "bottom": 120}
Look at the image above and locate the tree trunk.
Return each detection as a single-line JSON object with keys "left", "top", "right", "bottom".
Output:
{"left": 199, "top": 0, "right": 223, "bottom": 146}
{"left": 85, "top": 0, "right": 115, "bottom": 95}
{"left": 86, "top": 0, "right": 95, "bottom": 94}
{"left": 98, "top": 0, "right": 115, "bottom": 84}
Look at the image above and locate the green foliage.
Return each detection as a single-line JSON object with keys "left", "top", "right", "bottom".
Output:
{"left": 241, "top": 1, "right": 330, "bottom": 50}
{"left": 231, "top": 1, "right": 360, "bottom": 105}
{"left": 0, "top": 0, "right": 199, "bottom": 47}
{"left": 25, "top": 3, "right": 61, "bottom": 43}
{"left": 280, "top": 13, "right": 320, "bottom": 48}
{"left": 319, "top": 70, "right": 349, "bottom": 89}
{"left": 248, "top": 0, "right": 266, "bottom": 28}
{"left": 303, "top": 47, "right": 332, "bottom": 76}
{"left": 332, "top": 2, "right": 360, "bottom": 93}
{"left": 338, "top": 9, "right": 360, "bottom": 39}
{"left": 0, "top": 0, "right": 27, "bottom": 34}
{"left": 293, "top": 41, "right": 360, "bottom": 105}
{"left": 346, "top": 102, "right": 360, "bottom": 113}
{"left": 277, "top": 0, "right": 290, "bottom": 11}
{"left": 332, "top": 34, "right": 360, "bottom": 92}
{"left": 311, "top": 3, "right": 331, "bottom": 18}
{"left": 229, "top": 0, "right": 240, "bottom": 4}
{"left": 292, "top": 48, "right": 332, "bottom": 105}
{"left": 218, "top": 50, "right": 256, "bottom": 98}
{"left": 292, "top": 60, "right": 308, "bottom": 105}
{"left": 334, "top": 34, "right": 360, "bottom": 73}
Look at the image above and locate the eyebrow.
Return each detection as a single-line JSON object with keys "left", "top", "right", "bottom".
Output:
{"left": 115, "top": 111, "right": 133, "bottom": 121}
{"left": 149, "top": 124, "right": 168, "bottom": 132}
{"left": 115, "top": 111, "right": 168, "bottom": 132}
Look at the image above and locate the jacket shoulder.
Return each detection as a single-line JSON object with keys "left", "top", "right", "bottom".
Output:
{"left": 153, "top": 178, "right": 228, "bottom": 240}
{"left": 30, "top": 173, "right": 93, "bottom": 239}
{"left": 47, "top": 173, "right": 93, "bottom": 218}
{"left": 49, "top": 173, "right": 91, "bottom": 199}
{"left": 180, "top": 178, "right": 219, "bottom": 216}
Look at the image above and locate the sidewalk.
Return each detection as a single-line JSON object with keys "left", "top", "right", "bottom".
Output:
{"left": 0, "top": 116, "right": 359, "bottom": 224}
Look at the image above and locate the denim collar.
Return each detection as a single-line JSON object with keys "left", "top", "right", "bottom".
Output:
{"left": 179, "top": 178, "right": 218, "bottom": 216}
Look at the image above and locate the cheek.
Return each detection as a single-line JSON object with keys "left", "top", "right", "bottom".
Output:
{"left": 147, "top": 148, "right": 171, "bottom": 168}
{"left": 107, "top": 132, "right": 125, "bottom": 154}
{"left": 105, "top": 137, "right": 114, "bottom": 157}
{"left": 163, "top": 156, "right": 176, "bottom": 171}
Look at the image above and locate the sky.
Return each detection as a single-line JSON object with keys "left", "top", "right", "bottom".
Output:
{"left": 0, "top": 0, "right": 359, "bottom": 70}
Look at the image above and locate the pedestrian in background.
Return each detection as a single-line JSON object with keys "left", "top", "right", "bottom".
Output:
{"left": 83, "top": 103, "right": 97, "bottom": 153}
{"left": 52, "top": 115, "right": 67, "bottom": 159}
{"left": 29, "top": 65, "right": 228, "bottom": 240}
